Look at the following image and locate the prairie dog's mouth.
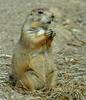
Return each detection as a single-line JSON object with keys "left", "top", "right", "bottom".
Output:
{"left": 46, "top": 20, "right": 51, "bottom": 24}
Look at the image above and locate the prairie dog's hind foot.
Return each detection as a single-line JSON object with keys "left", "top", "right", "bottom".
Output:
{"left": 19, "top": 70, "right": 45, "bottom": 90}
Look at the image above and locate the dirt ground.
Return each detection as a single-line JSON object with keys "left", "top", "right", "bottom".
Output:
{"left": 0, "top": 0, "right": 86, "bottom": 99}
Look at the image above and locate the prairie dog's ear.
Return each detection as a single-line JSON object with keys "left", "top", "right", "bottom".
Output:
{"left": 27, "top": 13, "right": 34, "bottom": 21}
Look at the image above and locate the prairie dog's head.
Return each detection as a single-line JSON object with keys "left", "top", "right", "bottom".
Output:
{"left": 31, "top": 8, "right": 54, "bottom": 24}
{"left": 22, "top": 8, "right": 55, "bottom": 32}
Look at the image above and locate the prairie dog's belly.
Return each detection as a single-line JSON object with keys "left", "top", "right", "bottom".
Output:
{"left": 29, "top": 51, "right": 47, "bottom": 81}
{"left": 29, "top": 49, "right": 54, "bottom": 80}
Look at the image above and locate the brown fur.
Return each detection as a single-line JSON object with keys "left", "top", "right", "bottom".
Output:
{"left": 10, "top": 8, "right": 57, "bottom": 90}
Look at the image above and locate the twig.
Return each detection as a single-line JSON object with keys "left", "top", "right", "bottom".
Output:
{"left": 72, "top": 32, "right": 86, "bottom": 45}
{"left": 0, "top": 63, "right": 11, "bottom": 66}
{"left": 67, "top": 42, "right": 81, "bottom": 47}
{"left": 0, "top": 54, "right": 12, "bottom": 58}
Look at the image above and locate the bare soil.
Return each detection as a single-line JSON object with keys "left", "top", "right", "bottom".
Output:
{"left": 0, "top": 0, "right": 86, "bottom": 99}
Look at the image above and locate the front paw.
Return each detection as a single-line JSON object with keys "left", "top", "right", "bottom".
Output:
{"left": 45, "top": 29, "right": 56, "bottom": 38}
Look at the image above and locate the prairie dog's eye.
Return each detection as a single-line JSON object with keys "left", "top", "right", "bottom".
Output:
{"left": 51, "top": 15, "right": 54, "bottom": 18}
{"left": 38, "top": 11, "right": 43, "bottom": 14}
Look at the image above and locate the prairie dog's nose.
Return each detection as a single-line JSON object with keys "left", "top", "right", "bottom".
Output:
{"left": 47, "top": 21, "right": 51, "bottom": 24}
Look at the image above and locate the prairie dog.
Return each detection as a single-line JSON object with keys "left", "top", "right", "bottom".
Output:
{"left": 10, "top": 8, "right": 57, "bottom": 90}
